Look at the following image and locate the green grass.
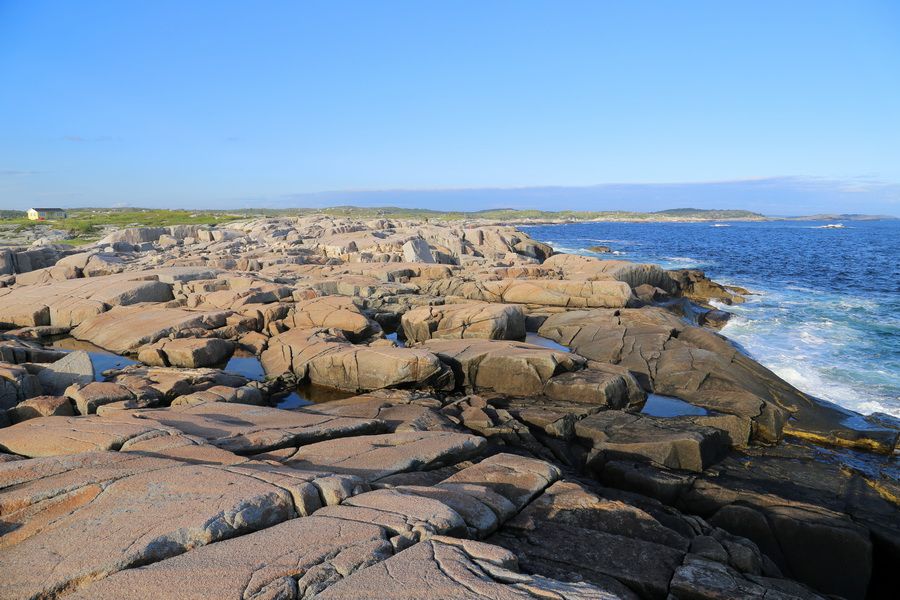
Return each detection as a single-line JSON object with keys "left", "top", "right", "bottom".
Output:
{"left": 1, "top": 208, "right": 249, "bottom": 243}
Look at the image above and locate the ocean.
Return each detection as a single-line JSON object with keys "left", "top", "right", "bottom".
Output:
{"left": 521, "top": 219, "right": 900, "bottom": 418}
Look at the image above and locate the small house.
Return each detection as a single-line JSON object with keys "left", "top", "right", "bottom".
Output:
{"left": 26, "top": 207, "right": 67, "bottom": 220}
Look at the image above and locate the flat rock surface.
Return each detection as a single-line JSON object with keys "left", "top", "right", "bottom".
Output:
{"left": 110, "top": 401, "right": 383, "bottom": 454}
{"left": 0, "top": 462, "right": 296, "bottom": 600}
{"left": 0, "top": 415, "right": 169, "bottom": 456}
{"left": 71, "top": 304, "right": 228, "bottom": 353}
{"left": 316, "top": 536, "right": 620, "bottom": 599}
{"left": 63, "top": 515, "right": 392, "bottom": 600}
{"left": 258, "top": 431, "right": 486, "bottom": 482}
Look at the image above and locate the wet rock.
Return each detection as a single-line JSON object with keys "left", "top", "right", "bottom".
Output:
{"left": 698, "top": 308, "right": 731, "bottom": 328}
{"left": 539, "top": 307, "right": 899, "bottom": 452}
{"left": 668, "top": 268, "right": 748, "bottom": 305}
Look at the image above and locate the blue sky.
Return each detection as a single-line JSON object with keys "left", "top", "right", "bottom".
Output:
{"left": 1, "top": 0, "right": 899, "bottom": 214}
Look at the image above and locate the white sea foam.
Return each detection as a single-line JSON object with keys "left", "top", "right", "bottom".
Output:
{"left": 720, "top": 291, "right": 900, "bottom": 417}
{"left": 534, "top": 221, "right": 900, "bottom": 418}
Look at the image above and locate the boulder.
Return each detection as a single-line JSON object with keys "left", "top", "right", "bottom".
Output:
{"left": 575, "top": 411, "right": 731, "bottom": 473}
{"left": 35, "top": 350, "right": 94, "bottom": 395}
{"left": 66, "top": 381, "right": 135, "bottom": 415}
{"left": 424, "top": 338, "right": 586, "bottom": 396}
{"left": 283, "top": 295, "right": 376, "bottom": 341}
{"left": 0, "top": 274, "right": 174, "bottom": 328}
{"left": 261, "top": 327, "right": 453, "bottom": 392}
{"left": 0, "top": 363, "right": 42, "bottom": 410}
{"left": 427, "top": 278, "right": 635, "bottom": 308}
{"left": 311, "top": 390, "right": 459, "bottom": 432}
{"left": 402, "top": 303, "right": 526, "bottom": 343}
{"left": 668, "top": 268, "right": 748, "bottom": 304}
{"left": 544, "top": 366, "right": 646, "bottom": 408}
{"left": 138, "top": 337, "right": 234, "bottom": 368}
{"left": 72, "top": 305, "right": 228, "bottom": 354}
{"left": 83, "top": 253, "right": 126, "bottom": 277}
{"left": 544, "top": 254, "right": 677, "bottom": 293}
{"left": 6, "top": 395, "right": 74, "bottom": 423}
{"left": 402, "top": 238, "right": 435, "bottom": 263}
{"left": 104, "top": 364, "right": 249, "bottom": 401}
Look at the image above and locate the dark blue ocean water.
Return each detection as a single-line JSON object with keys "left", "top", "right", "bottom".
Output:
{"left": 522, "top": 220, "right": 900, "bottom": 417}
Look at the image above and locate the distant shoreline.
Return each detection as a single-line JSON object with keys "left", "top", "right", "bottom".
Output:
{"left": 2, "top": 206, "right": 895, "bottom": 224}
{"left": 0, "top": 206, "right": 896, "bottom": 247}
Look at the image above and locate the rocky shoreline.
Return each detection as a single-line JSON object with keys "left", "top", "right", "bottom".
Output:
{"left": 0, "top": 216, "right": 896, "bottom": 599}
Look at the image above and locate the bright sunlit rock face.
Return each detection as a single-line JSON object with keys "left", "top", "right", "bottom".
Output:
{"left": 0, "top": 215, "right": 895, "bottom": 600}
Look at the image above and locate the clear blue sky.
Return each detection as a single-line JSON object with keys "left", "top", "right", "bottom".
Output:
{"left": 1, "top": 0, "right": 899, "bottom": 213}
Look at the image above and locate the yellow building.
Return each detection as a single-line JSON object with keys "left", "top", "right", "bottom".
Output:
{"left": 26, "top": 207, "right": 67, "bottom": 220}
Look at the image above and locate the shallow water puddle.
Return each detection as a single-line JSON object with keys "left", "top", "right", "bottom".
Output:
{"left": 524, "top": 333, "right": 571, "bottom": 352}
{"left": 275, "top": 392, "right": 312, "bottom": 409}
{"left": 48, "top": 337, "right": 139, "bottom": 380}
{"left": 224, "top": 353, "right": 266, "bottom": 380}
{"left": 385, "top": 332, "right": 406, "bottom": 347}
{"left": 640, "top": 394, "right": 709, "bottom": 417}
{"left": 276, "top": 382, "right": 356, "bottom": 409}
